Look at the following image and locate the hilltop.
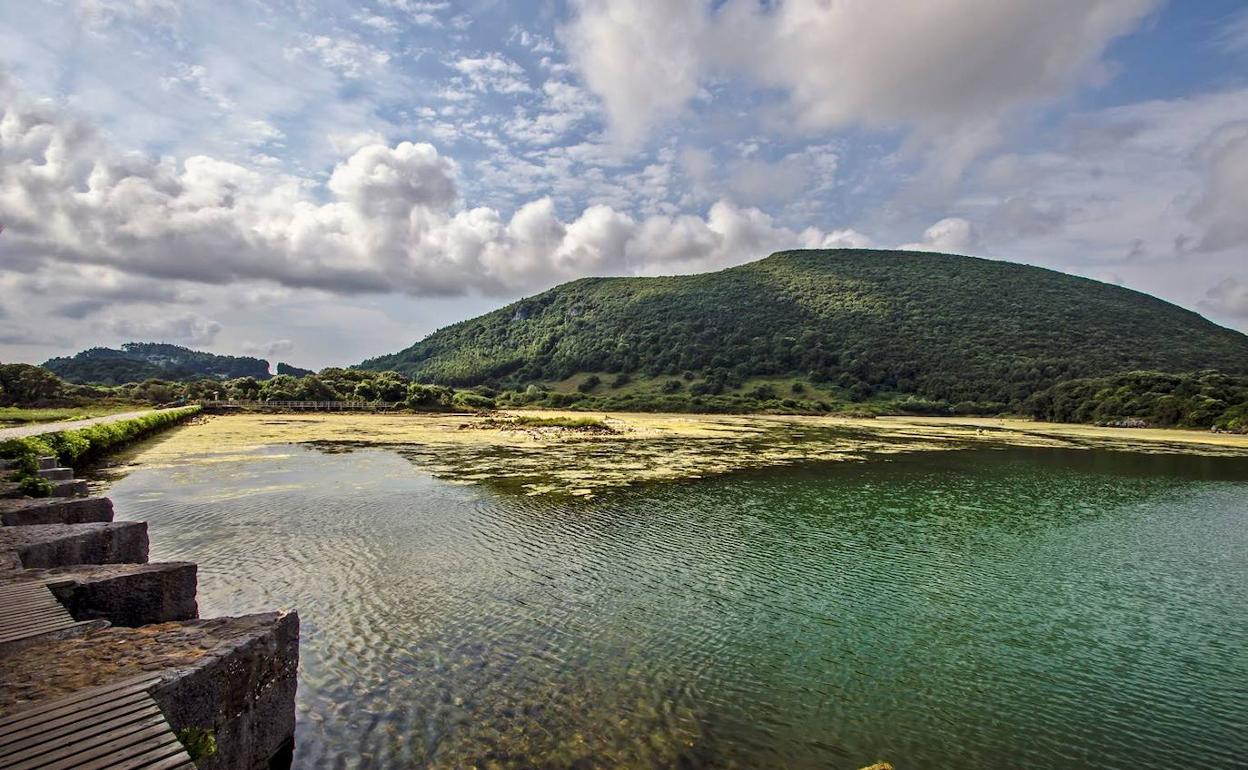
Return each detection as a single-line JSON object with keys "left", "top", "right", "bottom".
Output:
{"left": 360, "top": 249, "right": 1248, "bottom": 410}
{"left": 43, "top": 342, "right": 273, "bottom": 385}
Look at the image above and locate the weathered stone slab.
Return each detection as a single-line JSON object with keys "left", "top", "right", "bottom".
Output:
{"left": 0, "top": 496, "right": 114, "bottom": 526}
{"left": 152, "top": 611, "right": 300, "bottom": 770}
{"left": 0, "top": 611, "right": 300, "bottom": 770}
{"left": 32, "top": 562, "right": 199, "bottom": 626}
{"left": 48, "top": 478, "right": 89, "bottom": 497}
{"left": 36, "top": 467, "right": 74, "bottom": 481}
{"left": 0, "top": 521, "right": 148, "bottom": 575}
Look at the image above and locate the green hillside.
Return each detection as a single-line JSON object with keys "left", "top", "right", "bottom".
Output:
{"left": 44, "top": 342, "right": 273, "bottom": 385}
{"left": 360, "top": 249, "right": 1248, "bottom": 408}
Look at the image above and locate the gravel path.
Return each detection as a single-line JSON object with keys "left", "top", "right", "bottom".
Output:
{"left": 0, "top": 408, "right": 185, "bottom": 441}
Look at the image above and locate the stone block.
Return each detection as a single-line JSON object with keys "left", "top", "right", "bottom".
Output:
{"left": 0, "top": 497, "right": 114, "bottom": 526}
{"left": 40, "top": 562, "right": 199, "bottom": 626}
{"left": 0, "top": 521, "right": 148, "bottom": 574}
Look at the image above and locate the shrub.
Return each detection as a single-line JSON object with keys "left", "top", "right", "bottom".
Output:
{"left": 452, "top": 392, "right": 495, "bottom": 410}
{"left": 577, "top": 375, "right": 602, "bottom": 393}
{"left": 17, "top": 476, "right": 53, "bottom": 498}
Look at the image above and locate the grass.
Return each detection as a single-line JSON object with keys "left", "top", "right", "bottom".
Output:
{"left": 0, "top": 404, "right": 141, "bottom": 426}
{"left": 475, "top": 414, "right": 616, "bottom": 432}
{"left": 510, "top": 415, "right": 610, "bottom": 429}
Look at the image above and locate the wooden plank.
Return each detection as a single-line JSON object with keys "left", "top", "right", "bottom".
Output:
{"left": 17, "top": 721, "right": 178, "bottom": 770}
{"left": 141, "top": 754, "right": 198, "bottom": 770}
{"left": 0, "top": 689, "right": 152, "bottom": 741}
{"left": 0, "top": 619, "right": 79, "bottom": 644}
{"left": 0, "top": 708, "right": 163, "bottom": 765}
{"left": 0, "top": 675, "right": 159, "bottom": 727}
{"left": 100, "top": 740, "right": 194, "bottom": 770}
{"left": 0, "top": 693, "right": 156, "bottom": 751}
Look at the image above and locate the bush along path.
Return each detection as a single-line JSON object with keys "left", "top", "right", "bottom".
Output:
{"left": 0, "top": 406, "right": 200, "bottom": 498}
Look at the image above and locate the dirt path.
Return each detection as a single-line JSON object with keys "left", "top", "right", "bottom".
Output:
{"left": 0, "top": 408, "right": 183, "bottom": 441}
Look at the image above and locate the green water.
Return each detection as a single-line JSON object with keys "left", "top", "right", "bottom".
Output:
{"left": 103, "top": 444, "right": 1248, "bottom": 769}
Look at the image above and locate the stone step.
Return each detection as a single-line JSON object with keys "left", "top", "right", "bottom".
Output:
{"left": 48, "top": 479, "right": 89, "bottom": 498}
{"left": 37, "top": 467, "right": 75, "bottom": 481}
{"left": 38, "top": 457, "right": 58, "bottom": 471}
{"left": 0, "top": 522, "right": 149, "bottom": 574}
{"left": 0, "top": 480, "right": 89, "bottom": 500}
{"left": 0, "top": 497, "right": 115, "bottom": 527}
{"left": 26, "top": 562, "right": 199, "bottom": 627}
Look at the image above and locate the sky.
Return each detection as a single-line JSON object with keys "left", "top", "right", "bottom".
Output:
{"left": 0, "top": 0, "right": 1246, "bottom": 370}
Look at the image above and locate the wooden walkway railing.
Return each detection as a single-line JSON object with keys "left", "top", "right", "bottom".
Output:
{"left": 0, "top": 675, "right": 195, "bottom": 770}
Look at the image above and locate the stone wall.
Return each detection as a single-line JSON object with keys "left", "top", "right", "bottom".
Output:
{"left": 152, "top": 611, "right": 301, "bottom": 770}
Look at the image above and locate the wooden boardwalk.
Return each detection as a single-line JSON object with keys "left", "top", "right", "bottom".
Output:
{"left": 0, "top": 675, "right": 194, "bottom": 770}
{"left": 0, "top": 582, "right": 82, "bottom": 648}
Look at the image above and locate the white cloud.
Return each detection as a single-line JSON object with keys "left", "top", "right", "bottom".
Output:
{"left": 0, "top": 81, "right": 851, "bottom": 300}
{"left": 565, "top": 0, "right": 1158, "bottom": 144}
{"left": 563, "top": 0, "right": 711, "bottom": 144}
{"left": 453, "top": 54, "right": 531, "bottom": 94}
{"left": 821, "top": 229, "right": 872, "bottom": 250}
{"left": 379, "top": 0, "right": 449, "bottom": 27}
{"left": 286, "top": 35, "right": 390, "bottom": 78}
{"left": 900, "top": 217, "right": 981, "bottom": 253}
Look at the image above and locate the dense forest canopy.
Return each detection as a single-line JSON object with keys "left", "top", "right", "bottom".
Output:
{"left": 1025, "top": 370, "right": 1248, "bottom": 432}
{"left": 360, "top": 249, "right": 1248, "bottom": 407}
{"left": 44, "top": 342, "right": 274, "bottom": 384}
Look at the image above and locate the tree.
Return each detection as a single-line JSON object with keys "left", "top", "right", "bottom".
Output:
{"left": 0, "top": 364, "right": 64, "bottom": 405}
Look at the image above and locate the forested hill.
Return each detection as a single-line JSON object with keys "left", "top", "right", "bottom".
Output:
{"left": 43, "top": 342, "right": 272, "bottom": 385}
{"left": 360, "top": 249, "right": 1248, "bottom": 407}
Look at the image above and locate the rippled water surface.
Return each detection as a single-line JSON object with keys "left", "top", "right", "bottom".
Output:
{"left": 100, "top": 437, "right": 1248, "bottom": 769}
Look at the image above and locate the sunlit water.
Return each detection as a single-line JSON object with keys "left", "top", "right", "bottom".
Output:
{"left": 97, "top": 439, "right": 1248, "bottom": 769}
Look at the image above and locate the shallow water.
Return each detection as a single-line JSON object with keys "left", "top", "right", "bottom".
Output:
{"left": 100, "top": 437, "right": 1248, "bottom": 769}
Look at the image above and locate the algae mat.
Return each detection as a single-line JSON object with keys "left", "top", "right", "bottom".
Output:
{"left": 111, "top": 411, "right": 1248, "bottom": 498}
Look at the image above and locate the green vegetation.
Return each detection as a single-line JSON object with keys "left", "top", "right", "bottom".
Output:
{"left": 361, "top": 249, "right": 1248, "bottom": 411}
{"left": 44, "top": 342, "right": 273, "bottom": 384}
{"left": 0, "top": 406, "right": 199, "bottom": 497}
{"left": 0, "top": 406, "right": 201, "bottom": 476}
{"left": 1026, "top": 371, "right": 1248, "bottom": 432}
{"left": 509, "top": 415, "right": 609, "bottom": 429}
{"left": 276, "top": 362, "right": 315, "bottom": 377}
{"left": 177, "top": 728, "right": 217, "bottom": 762}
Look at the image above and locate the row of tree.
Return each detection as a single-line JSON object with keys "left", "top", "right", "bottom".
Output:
{"left": 1025, "top": 370, "right": 1248, "bottom": 432}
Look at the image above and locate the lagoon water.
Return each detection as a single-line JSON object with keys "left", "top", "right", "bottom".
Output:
{"left": 101, "top": 438, "right": 1248, "bottom": 769}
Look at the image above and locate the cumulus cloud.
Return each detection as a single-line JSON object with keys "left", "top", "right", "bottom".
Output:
{"left": 899, "top": 217, "right": 981, "bottom": 253}
{"left": 0, "top": 82, "right": 846, "bottom": 299}
{"left": 564, "top": 0, "right": 1157, "bottom": 142}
